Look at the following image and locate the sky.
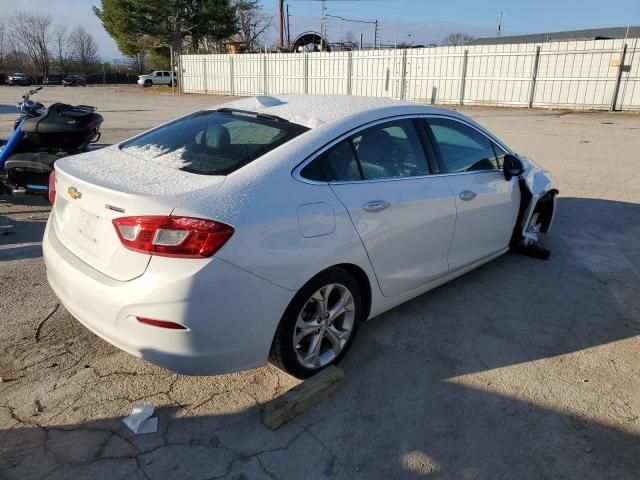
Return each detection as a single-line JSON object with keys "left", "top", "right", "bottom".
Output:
{"left": 1, "top": 0, "right": 639, "bottom": 59}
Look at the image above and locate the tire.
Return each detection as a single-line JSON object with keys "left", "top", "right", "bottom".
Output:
{"left": 269, "top": 268, "right": 363, "bottom": 379}
{"left": 144, "top": 80, "right": 152, "bottom": 87}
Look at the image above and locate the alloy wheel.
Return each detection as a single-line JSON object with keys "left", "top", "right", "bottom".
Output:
{"left": 293, "top": 283, "right": 356, "bottom": 369}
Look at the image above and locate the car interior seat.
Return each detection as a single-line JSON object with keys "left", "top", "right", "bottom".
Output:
{"left": 204, "top": 124, "right": 231, "bottom": 150}
{"left": 322, "top": 143, "right": 359, "bottom": 181}
{"left": 355, "top": 129, "right": 396, "bottom": 178}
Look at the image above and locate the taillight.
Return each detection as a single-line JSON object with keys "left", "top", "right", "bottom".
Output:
{"left": 48, "top": 170, "right": 56, "bottom": 205}
{"left": 112, "top": 216, "right": 234, "bottom": 258}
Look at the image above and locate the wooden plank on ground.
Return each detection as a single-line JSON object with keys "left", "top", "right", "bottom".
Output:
{"left": 261, "top": 366, "right": 345, "bottom": 430}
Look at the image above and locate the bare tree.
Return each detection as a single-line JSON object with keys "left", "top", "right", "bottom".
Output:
{"left": 70, "top": 26, "right": 99, "bottom": 75}
{"left": 129, "top": 52, "right": 149, "bottom": 75}
{"left": 12, "top": 12, "right": 53, "bottom": 79}
{"left": 441, "top": 32, "right": 476, "bottom": 46}
{"left": 233, "top": 0, "right": 272, "bottom": 51}
{"left": 8, "top": 35, "right": 26, "bottom": 73}
{"left": 53, "top": 26, "right": 73, "bottom": 76}
{"left": 0, "top": 20, "right": 6, "bottom": 74}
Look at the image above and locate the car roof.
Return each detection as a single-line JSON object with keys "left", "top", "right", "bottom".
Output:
{"left": 211, "top": 95, "right": 458, "bottom": 129}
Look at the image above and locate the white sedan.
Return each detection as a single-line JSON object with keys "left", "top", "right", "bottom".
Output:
{"left": 43, "top": 95, "right": 557, "bottom": 378}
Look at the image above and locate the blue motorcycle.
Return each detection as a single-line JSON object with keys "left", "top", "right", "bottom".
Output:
{"left": 0, "top": 86, "right": 103, "bottom": 196}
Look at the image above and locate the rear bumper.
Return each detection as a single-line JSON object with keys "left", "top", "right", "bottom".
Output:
{"left": 43, "top": 219, "right": 295, "bottom": 375}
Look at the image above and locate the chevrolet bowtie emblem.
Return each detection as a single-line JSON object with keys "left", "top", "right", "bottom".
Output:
{"left": 67, "top": 186, "right": 82, "bottom": 200}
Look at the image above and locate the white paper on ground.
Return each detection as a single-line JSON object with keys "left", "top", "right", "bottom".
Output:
{"left": 123, "top": 402, "right": 158, "bottom": 434}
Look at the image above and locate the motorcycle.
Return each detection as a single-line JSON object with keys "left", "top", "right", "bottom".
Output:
{"left": 0, "top": 86, "right": 104, "bottom": 195}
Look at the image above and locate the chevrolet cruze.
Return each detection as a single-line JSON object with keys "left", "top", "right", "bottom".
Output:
{"left": 43, "top": 95, "right": 557, "bottom": 378}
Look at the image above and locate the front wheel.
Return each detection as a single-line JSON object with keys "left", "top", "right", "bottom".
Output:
{"left": 143, "top": 80, "right": 152, "bottom": 87}
{"left": 270, "top": 268, "right": 362, "bottom": 379}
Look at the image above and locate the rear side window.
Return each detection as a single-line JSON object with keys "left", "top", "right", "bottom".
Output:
{"left": 319, "top": 141, "right": 362, "bottom": 181}
{"left": 121, "top": 110, "right": 308, "bottom": 175}
{"left": 300, "top": 141, "right": 359, "bottom": 182}
{"left": 426, "top": 118, "right": 500, "bottom": 173}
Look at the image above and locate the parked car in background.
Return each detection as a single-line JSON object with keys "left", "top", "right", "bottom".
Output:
{"left": 7, "top": 73, "right": 32, "bottom": 86}
{"left": 137, "top": 70, "right": 176, "bottom": 87}
{"left": 62, "top": 75, "right": 87, "bottom": 87}
{"left": 44, "top": 95, "right": 557, "bottom": 379}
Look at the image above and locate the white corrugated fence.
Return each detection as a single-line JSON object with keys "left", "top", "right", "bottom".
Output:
{"left": 179, "top": 38, "right": 640, "bottom": 111}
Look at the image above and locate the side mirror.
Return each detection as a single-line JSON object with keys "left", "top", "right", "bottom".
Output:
{"left": 503, "top": 154, "right": 524, "bottom": 181}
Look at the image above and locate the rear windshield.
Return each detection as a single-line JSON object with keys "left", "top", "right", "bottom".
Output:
{"left": 120, "top": 110, "right": 309, "bottom": 175}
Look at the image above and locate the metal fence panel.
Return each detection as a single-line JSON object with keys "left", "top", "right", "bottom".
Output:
{"left": 351, "top": 49, "right": 401, "bottom": 98}
{"left": 231, "top": 53, "right": 264, "bottom": 96}
{"left": 306, "top": 51, "right": 350, "bottom": 95}
{"left": 266, "top": 54, "right": 306, "bottom": 94}
{"left": 405, "top": 47, "right": 465, "bottom": 104}
{"left": 534, "top": 39, "right": 621, "bottom": 109}
{"left": 619, "top": 38, "right": 640, "bottom": 110}
{"left": 463, "top": 43, "right": 535, "bottom": 106}
{"left": 179, "top": 38, "right": 640, "bottom": 111}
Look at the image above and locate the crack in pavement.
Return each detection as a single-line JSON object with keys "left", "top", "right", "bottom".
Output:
{"left": 34, "top": 303, "right": 60, "bottom": 343}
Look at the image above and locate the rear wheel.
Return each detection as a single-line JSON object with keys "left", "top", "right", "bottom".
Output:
{"left": 270, "top": 268, "right": 362, "bottom": 379}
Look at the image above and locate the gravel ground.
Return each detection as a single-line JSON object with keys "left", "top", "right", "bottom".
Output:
{"left": 1, "top": 86, "right": 639, "bottom": 479}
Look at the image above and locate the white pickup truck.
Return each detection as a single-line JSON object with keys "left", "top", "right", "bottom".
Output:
{"left": 137, "top": 71, "right": 176, "bottom": 87}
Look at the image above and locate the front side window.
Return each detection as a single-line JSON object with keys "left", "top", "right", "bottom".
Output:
{"left": 426, "top": 118, "right": 501, "bottom": 173}
{"left": 299, "top": 119, "right": 430, "bottom": 182}
{"left": 493, "top": 143, "right": 508, "bottom": 169}
{"left": 154, "top": 72, "right": 162, "bottom": 77}
{"left": 121, "top": 110, "right": 308, "bottom": 175}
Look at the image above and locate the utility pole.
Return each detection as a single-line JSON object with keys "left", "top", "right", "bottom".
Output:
{"left": 374, "top": 20, "right": 379, "bottom": 49}
{"left": 496, "top": 11, "right": 507, "bottom": 36}
{"left": 320, "top": 0, "right": 327, "bottom": 39}
{"left": 170, "top": 44, "right": 175, "bottom": 94}
{"left": 278, "top": 0, "right": 284, "bottom": 48}
{"left": 286, "top": 4, "right": 291, "bottom": 47}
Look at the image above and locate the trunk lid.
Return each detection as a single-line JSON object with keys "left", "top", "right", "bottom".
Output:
{"left": 51, "top": 146, "right": 225, "bottom": 281}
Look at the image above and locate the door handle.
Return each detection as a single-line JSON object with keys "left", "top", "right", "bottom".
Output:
{"left": 459, "top": 190, "right": 477, "bottom": 201}
{"left": 362, "top": 200, "right": 391, "bottom": 212}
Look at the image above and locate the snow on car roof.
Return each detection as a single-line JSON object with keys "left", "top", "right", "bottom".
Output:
{"left": 211, "top": 95, "right": 446, "bottom": 129}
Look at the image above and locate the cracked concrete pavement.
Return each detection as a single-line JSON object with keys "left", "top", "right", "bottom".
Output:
{"left": 1, "top": 86, "right": 639, "bottom": 479}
